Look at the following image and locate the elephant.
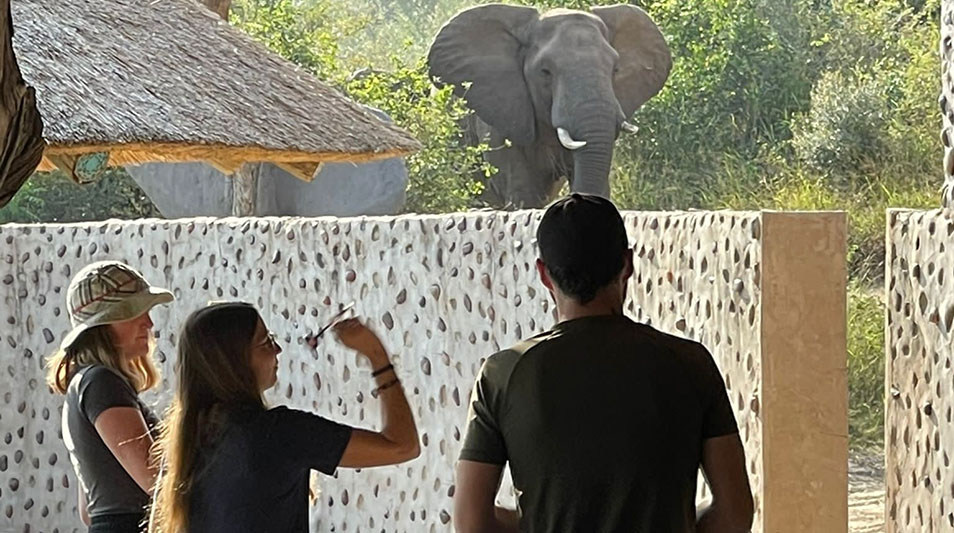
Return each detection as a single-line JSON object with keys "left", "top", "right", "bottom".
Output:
{"left": 126, "top": 106, "right": 409, "bottom": 217}
{"left": 428, "top": 3, "right": 671, "bottom": 207}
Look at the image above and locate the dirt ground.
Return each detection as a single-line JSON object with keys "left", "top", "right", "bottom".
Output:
{"left": 849, "top": 452, "right": 885, "bottom": 533}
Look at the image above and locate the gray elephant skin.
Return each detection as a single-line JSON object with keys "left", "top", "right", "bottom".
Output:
{"left": 428, "top": 3, "right": 671, "bottom": 207}
{"left": 126, "top": 107, "right": 408, "bottom": 218}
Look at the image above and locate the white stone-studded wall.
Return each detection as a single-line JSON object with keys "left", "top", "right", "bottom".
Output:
{"left": 0, "top": 211, "right": 844, "bottom": 532}
{"left": 942, "top": 0, "right": 954, "bottom": 208}
{"left": 886, "top": 209, "right": 954, "bottom": 532}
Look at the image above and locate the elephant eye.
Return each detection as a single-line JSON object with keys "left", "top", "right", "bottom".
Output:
{"left": 540, "top": 68, "right": 552, "bottom": 78}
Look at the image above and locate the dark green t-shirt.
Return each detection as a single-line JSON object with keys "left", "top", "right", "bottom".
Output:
{"left": 459, "top": 315, "right": 738, "bottom": 533}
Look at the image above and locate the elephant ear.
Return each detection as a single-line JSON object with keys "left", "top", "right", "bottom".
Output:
{"left": 428, "top": 4, "right": 539, "bottom": 145}
{"left": 591, "top": 4, "right": 672, "bottom": 118}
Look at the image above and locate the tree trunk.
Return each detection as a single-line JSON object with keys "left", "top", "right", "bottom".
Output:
{"left": 0, "top": 0, "right": 44, "bottom": 208}
{"left": 201, "top": 0, "right": 231, "bottom": 20}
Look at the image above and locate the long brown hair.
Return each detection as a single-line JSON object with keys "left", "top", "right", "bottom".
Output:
{"left": 150, "top": 302, "right": 263, "bottom": 533}
{"left": 46, "top": 326, "right": 160, "bottom": 394}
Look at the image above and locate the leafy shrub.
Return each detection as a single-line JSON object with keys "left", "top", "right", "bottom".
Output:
{"left": 345, "top": 59, "right": 492, "bottom": 212}
{"left": 791, "top": 71, "right": 892, "bottom": 180}
{"left": 0, "top": 169, "right": 160, "bottom": 223}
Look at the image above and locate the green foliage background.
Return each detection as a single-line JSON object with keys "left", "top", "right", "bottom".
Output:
{"left": 2, "top": 0, "right": 946, "bottom": 450}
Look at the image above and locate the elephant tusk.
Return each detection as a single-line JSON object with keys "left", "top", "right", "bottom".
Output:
{"left": 621, "top": 121, "right": 639, "bottom": 134}
{"left": 557, "top": 128, "right": 586, "bottom": 150}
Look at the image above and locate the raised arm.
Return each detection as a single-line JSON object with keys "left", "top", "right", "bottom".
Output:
{"left": 333, "top": 318, "right": 421, "bottom": 467}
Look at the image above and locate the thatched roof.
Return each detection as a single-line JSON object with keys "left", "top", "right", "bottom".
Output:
{"left": 10, "top": 0, "right": 420, "bottom": 181}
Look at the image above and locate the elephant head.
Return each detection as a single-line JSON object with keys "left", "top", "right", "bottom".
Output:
{"left": 428, "top": 3, "right": 671, "bottom": 203}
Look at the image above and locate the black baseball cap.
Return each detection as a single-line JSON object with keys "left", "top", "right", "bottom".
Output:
{"left": 536, "top": 193, "right": 629, "bottom": 295}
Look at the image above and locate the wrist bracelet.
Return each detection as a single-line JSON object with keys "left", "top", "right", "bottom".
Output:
{"left": 371, "top": 363, "right": 394, "bottom": 377}
{"left": 371, "top": 378, "right": 400, "bottom": 398}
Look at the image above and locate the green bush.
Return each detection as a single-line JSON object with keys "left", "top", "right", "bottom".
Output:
{"left": 0, "top": 169, "right": 160, "bottom": 224}
{"left": 344, "top": 60, "right": 492, "bottom": 212}
{"left": 791, "top": 71, "right": 892, "bottom": 179}
{"left": 231, "top": 0, "right": 367, "bottom": 81}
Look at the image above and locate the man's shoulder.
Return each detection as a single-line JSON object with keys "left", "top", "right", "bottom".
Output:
{"left": 636, "top": 322, "right": 710, "bottom": 355}
{"left": 480, "top": 330, "right": 556, "bottom": 379}
{"left": 503, "top": 326, "right": 565, "bottom": 357}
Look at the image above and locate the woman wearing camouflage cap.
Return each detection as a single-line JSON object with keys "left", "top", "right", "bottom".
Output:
{"left": 46, "top": 261, "right": 175, "bottom": 533}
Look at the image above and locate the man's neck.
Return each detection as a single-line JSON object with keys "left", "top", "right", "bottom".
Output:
{"left": 554, "top": 292, "right": 625, "bottom": 323}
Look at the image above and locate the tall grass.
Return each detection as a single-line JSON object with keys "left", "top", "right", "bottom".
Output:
{"left": 847, "top": 282, "right": 886, "bottom": 450}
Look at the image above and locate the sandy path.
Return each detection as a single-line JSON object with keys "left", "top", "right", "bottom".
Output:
{"left": 849, "top": 452, "right": 885, "bottom": 533}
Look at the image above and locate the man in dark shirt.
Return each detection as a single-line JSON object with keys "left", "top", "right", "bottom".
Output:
{"left": 454, "top": 193, "right": 754, "bottom": 533}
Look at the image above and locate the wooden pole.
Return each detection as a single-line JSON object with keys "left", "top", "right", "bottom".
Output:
{"left": 201, "top": 0, "right": 231, "bottom": 20}
{"left": 206, "top": 0, "right": 257, "bottom": 216}
{"left": 231, "top": 162, "right": 258, "bottom": 216}
{"left": 0, "top": 0, "right": 44, "bottom": 208}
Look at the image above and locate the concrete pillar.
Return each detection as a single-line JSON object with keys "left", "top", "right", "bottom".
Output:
{"left": 760, "top": 212, "right": 848, "bottom": 532}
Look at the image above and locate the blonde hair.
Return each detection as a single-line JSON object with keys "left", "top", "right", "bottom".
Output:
{"left": 46, "top": 326, "right": 160, "bottom": 394}
{"left": 151, "top": 302, "right": 263, "bottom": 533}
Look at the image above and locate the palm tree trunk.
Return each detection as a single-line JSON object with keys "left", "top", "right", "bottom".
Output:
{"left": 0, "top": 0, "right": 44, "bottom": 208}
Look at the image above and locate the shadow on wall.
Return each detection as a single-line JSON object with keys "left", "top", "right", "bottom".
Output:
{"left": 125, "top": 107, "right": 408, "bottom": 217}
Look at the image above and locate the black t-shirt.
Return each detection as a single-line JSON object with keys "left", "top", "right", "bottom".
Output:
{"left": 64, "top": 365, "right": 159, "bottom": 518}
{"left": 460, "top": 315, "right": 738, "bottom": 533}
{"left": 187, "top": 406, "right": 353, "bottom": 533}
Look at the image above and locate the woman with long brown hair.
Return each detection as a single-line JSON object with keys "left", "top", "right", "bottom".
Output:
{"left": 150, "top": 302, "right": 419, "bottom": 532}
{"left": 47, "top": 261, "right": 175, "bottom": 532}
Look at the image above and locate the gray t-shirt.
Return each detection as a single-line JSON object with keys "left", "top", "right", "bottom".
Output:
{"left": 63, "top": 365, "right": 159, "bottom": 518}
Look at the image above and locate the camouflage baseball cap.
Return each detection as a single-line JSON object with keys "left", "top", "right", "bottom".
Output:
{"left": 60, "top": 261, "right": 174, "bottom": 351}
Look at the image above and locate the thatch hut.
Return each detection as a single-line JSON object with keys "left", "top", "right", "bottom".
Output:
{"left": 9, "top": 0, "right": 419, "bottom": 191}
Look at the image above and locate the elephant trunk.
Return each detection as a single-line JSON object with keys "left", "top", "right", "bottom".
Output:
{"left": 552, "top": 73, "right": 622, "bottom": 199}
{"left": 571, "top": 137, "right": 614, "bottom": 198}
{"left": 560, "top": 111, "right": 617, "bottom": 198}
